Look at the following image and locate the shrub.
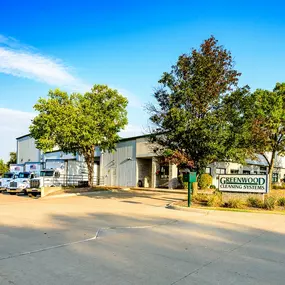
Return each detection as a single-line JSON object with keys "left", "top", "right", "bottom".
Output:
{"left": 246, "top": 196, "right": 263, "bottom": 208}
{"left": 209, "top": 185, "right": 216, "bottom": 189}
{"left": 198, "top": 174, "right": 213, "bottom": 189}
{"left": 207, "top": 194, "right": 223, "bottom": 207}
{"left": 272, "top": 183, "right": 285, "bottom": 190}
{"left": 192, "top": 193, "right": 209, "bottom": 204}
{"left": 225, "top": 199, "right": 245, "bottom": 209}
{"left": 277, "top": 197, "right": 285, "bottom": 207}
{"left": 272, "top": 184, "right": 280, "bottom": 189}
{"left": 263, "top": 196, "right": 276, "bottom": 210}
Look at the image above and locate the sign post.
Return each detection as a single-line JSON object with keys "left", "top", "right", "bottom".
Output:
{"left": 183, "top": 172, "right": 197, "bottom": 207}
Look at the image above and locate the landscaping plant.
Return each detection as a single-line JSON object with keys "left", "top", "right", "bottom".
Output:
{"left": 225, "top": 198, "right": 245, "bottom": 209}
{"left": 198, "top": 173, "right": 212, "bottom": 189}
{"left": 263, "top": 196, "right": 276, "bottom": 210}
{"left": 246, "top": 196, "right": 264, "bottom": 208}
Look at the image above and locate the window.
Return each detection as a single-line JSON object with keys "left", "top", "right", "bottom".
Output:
{"left": 216, "top": 168, "right": 226, "bottom": 175}
{"left": 19, "top": 173, "right": 30, "bottom": 178}
{"left": 205, "top": 167, "right": 211, "bottom": 175}
{"left": 230, "top": 169, "right": 239, "bottom": 174}
{"left": 272, "top": 173, "right": 279, "bottom": 183}
{"left": 260, "top": 171, "right": 266, "bottom": 175}
{"left": 159, "top": 165, "right": 169, "bottom": 179}
{"left": 40, "top": 171, "right": 54, "bottom": 177}
{"left": 260, "top": 166, "right": 267, "bottom": 171}
{"left": 243, "top": 170, "right": 251, "bottom": 175}
{"left": 253, "top": 171, "right": 258, "bottom": 174}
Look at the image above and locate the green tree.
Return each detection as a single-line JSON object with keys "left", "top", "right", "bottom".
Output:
{"left": 243, "top": 83, "right": 285, "bottom": 190}
{"left": 30, "top": 85, "right": 128, "bottom": 187}
{"left": 6, "top": 152, "right": 17, "bottom": 168}
{"left": 0, "top": 159, "right": 8, "bottom": 175}
{"left": 148, "top": 36, "right": 246, "bottom": 174}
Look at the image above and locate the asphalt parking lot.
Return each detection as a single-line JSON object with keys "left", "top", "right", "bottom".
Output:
{"left": 1, "top": 190, "right": 285, "bottom": 285}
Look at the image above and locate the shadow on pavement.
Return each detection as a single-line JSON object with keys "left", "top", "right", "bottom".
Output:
{"left": 1, "top": 207, "right": 285, "bottom": 285}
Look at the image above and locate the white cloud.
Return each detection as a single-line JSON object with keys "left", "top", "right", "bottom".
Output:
{"left": 0, "top": 35, "right": 89, "bottom": 91}
{"left": 0, "top": 108, "right": 35, "bottom": 161}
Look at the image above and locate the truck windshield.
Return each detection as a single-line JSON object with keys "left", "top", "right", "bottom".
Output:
{"left": 40, "top": 171, "right": 54, "bottom": 177}
{"left": 18, "top": 173, "right": 30, "bottom": 178}
{"left": 3, "top": 173, "right": 13, "bottom": 178}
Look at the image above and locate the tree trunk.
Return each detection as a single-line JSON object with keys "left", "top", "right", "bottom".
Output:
{"left": 268, "top": 150, "right": 276, "bottom": 193}
{"left": 84, "top": 146, "right": 95, "bottom": 188}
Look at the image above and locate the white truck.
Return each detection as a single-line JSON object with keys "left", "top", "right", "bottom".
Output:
{"left": 0, "top": 172, "right": 18, "bottom": 192}
{"left": 27, "top": 168, "right": 64, "bottom": 196}
{"left": 7, "top": 172, "right": 37, "bottom": 195}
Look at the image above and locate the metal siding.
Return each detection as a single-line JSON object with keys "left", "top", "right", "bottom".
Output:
{"left": 116, "top": 140, "right": 136, "bottom": 186}
{"left": 17, "top": 136, "right": 41, "bottom": 163}
{"left": 101, "top": 140, "right": 136, "bottom": 187}
{"left": 43, "top": 151, "right": 76, "bottom": 161}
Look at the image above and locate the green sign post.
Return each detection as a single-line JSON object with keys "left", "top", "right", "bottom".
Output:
{"left": 183, "top": 172, "right": 197, "bottom": 207}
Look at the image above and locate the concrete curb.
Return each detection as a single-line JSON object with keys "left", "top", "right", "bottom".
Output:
{"left": 43, "top": 191, "right": 109, "bottom": 199}
{"left": 166, "top": 201, "right": 213, "bottom": 214}
{"left": 128, "top": 188, "right": 187, "bottom": 195}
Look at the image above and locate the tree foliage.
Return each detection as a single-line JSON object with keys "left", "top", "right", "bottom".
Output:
{"left": 243, "top": 83, "right": 285, "bottom": 189}
{"left": 30, "top": 85, "right": 128, "bottom": 186}
{"left": 0, "top": 159, "right": 8, "bottom": 175}
{"left": 6, "top": 152, "right": 16, "bottom": 168}
{"left": 148, "top": 36, "right": 246, "bottom": 174}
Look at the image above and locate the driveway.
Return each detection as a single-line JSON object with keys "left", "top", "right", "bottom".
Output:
{"left": 0, "top": 191, "right": 285, "bottom": 285}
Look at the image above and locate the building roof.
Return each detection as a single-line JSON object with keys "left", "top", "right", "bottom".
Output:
{"left": 245, "top": 154, "right": 269, "bottom": 167}
{"left": 16, "top": 134, "right": 31, "bottom": 140}
{"left": 17, "top": 133, "right": 151, "bottom": 142}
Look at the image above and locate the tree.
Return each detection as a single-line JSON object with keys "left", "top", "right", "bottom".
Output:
{"left": 243, "top": 83, "right": 285, "bottom": 190}
{"left": 30, "top": 85, "right": 128, "bottom": 187}
{"left": 148, "top": 36, "right": 246, "bottom": 174}
{"left": 0, "top": 159, "right": 8, "bottom": 175}
{"left": 6, "top": 152, "right": 16, "bottom": 168}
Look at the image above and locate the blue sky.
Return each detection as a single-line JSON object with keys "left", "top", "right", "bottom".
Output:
{"left": 0, "top": 0, "right": 285, "bottom": 161}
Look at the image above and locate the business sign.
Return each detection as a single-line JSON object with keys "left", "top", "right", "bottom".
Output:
{"left": 219, "top": 174, "right": 268, "bottom": 193}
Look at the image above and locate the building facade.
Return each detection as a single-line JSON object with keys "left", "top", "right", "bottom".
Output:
{"left": 16, "top": 134, "right": 285, "bottom": 188}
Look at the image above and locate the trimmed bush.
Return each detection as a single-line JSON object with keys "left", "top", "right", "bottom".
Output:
{"left": 277, "top": 197, "right": 285, "bottom": 207}
{"left": 225, "top": 199, "right": 245, "bottom": 209}
{"left": 198, "top": 174, "right": 213, "bottom": 189}
{"left": 246, "top": 196, "right": 263, "bottom": 208}
{"left": 207, "top": 194, "right": 222, "bottom": 207}
{"left": 263, "top": 196, "right": 276, "bottom": 210}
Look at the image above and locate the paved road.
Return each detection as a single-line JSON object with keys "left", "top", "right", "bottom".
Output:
{"left": 1, "top": 191, "right": 285, "bottom": 285}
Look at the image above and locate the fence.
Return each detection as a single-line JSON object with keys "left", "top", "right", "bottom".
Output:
{"left": 31, "top": 175, "right": 105, "bottom": 188}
